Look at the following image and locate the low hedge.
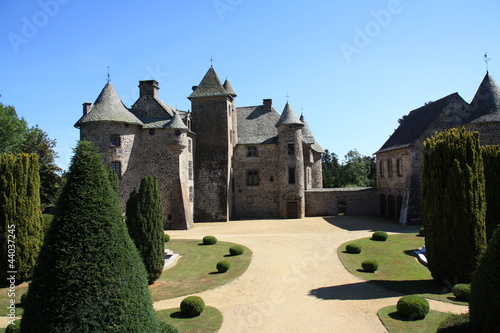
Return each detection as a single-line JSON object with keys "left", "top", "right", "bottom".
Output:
{"left": 180, "top": 296, "right": 205, "bottom": 318}
{"left": 203, "top": 235, "right": 218, "bottom": 245}
{"left": 362, "top": 259, "right": 379, "bottom": 272}
{"left": 452, "top": 284, "right": 471, "bottom": 302}
{"left": 372, "top": 231, "right": 389, "bottom": 241}
{"left": 419, "top": 227, "right": 425, "bottom": 237}
{"left": 436, "top": 313, "right": 470, "bottom": 332}
{"left": 345, "top": 243, "right": 362, "bottom": 254}
{"left": 396, "top": 295, "right": 430, "bottom": 320}
{"left": 164, "top": 234, "right": 170, "bottom": 243}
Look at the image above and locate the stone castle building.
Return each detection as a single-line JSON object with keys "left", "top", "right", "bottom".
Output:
{"left": 376, "top": 72, "right": 500, "bottom": 224}
{"left": 75, "top": 67, "right": 324, "bottom": 229}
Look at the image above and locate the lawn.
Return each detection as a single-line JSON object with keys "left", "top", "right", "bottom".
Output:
{"left": 378, "top": 305, "right": 453, "bottom": 333}
{"left": 337, "top": 233, "right": 467, "bottom": 304}
{"left": 150, "top": 239, "right": 252, "bottom": 301}
{"left": 156, "top": 306, "right": 223, "bottom": 333}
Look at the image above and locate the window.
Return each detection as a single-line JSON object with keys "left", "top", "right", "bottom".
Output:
{"left": 387, "top": 160, "right": 393, "bottom": 178}
{"left": 379, "top": 161, "right": 385, "bottom": 177}
{"left": 111, "top": 135, "right": 121, "bottom": 147}
{"left": 189, "top": 186, "right": 194, "bottom": 202}
{"left": 188, "top": 161, "right": 193, "bottom": 180}
{"left": 288, "top": 144, "right": 295, "bottom": 155}
{"left": 397, "top": 159, "right": 403, "bottom": 177}
{"left": 247, "top": 146, "right": 258, "bottom": 157}
{"left": 289, "top": 167, "right": 295, "bottom": 184}
{"left": 188, "top": 138, "right": 192, "bottom": 153}
{"left": 149, "top": 129, "right": 155, "bottom": 136}
{"left": 246, "top": 170, "right": 259, "bottom": 186}
{"left": 110, "top": 161, "right": 121, "bottom": 179}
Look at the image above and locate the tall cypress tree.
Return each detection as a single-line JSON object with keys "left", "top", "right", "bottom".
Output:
{"left": 481, "top": 145, "right": 500, "bottom": 241}
{"left": 21, "top": 141, "right": 159, "bottom": 332}
{"left": 126, "top": 176, "right": 164, "bottom": 285}
{"left": 422, "top": 128, "right": 486, "bottom": 283}
{"left": 0, "top": 153, "right": 44, "bottom": 283}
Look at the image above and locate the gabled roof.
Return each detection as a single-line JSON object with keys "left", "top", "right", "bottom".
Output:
{"left": 276, "top": 102, "right": 304, "bottom": 127}
{"left": 75, "top": 82, "right": 143, "bottom": 127}
{"left": 376, "top": 93, "right": 465, "bottom": 154}
{"left": 467, "top": 72, "right": 500, "bottom": 124}
{"left": 237, "top": 105, "right": 281, "bottom": 144}
{"left": 223, "top": 79, "right": 237, "bottom": 97}
{"left": 188, "top": 67, "right": 231, "bottom": 99}
{"left": 300, "top": 114, "right": 324, "bottom": 153}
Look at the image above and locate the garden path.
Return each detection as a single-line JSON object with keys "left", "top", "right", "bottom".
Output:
{"left": 153, "top": 216, "right": 467, "bottom": 333}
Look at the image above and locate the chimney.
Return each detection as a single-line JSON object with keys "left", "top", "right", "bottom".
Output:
{"left": 83, "top": 102, "right": 92, "bottom": 115}
{"left": 138, "top": 80, "right": 159, "bottom": 98}
{"left": 263, "top": 99, "right": 272, "bottom": 112}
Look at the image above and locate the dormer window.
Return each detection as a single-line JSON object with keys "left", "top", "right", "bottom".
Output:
{"left": 111, "top": 135, "right": 121, "bottom": 147}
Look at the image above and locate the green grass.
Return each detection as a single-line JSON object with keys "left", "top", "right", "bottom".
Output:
{"left": 150, "top": 239, "right": 252, "bottom": 301}
{"left": 378, "top": 305, "right": 453, "bottom": 333}
{"left": 156, "top": 306, "right": 223, "bottom": 333}
{"left": 338, "top": 233, "right": 467, "bottom": 304}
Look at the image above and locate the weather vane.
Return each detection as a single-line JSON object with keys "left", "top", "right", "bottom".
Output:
{"left": 286, "top": 92, "right": 290, "bottom": 102}
{"left": 107, "top": 66, "right": 111, "bottom": 82}
{"left": 210, "top": 55, "right": 214, "bottom": 67}
{"left": 484, "top": 53, "right": 491, "bottom": 72}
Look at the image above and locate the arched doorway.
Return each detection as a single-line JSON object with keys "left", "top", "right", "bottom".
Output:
{"left": 286, "top": 193, "right": 300, "bottom": 219}
{"left": 387, "top": 195, "right": 396, "bottom": 220}
{"left": 396, "top": 195, "right": 403, "bottom": 221}
{"left": 379, "top": 194, "right": 387, "bottom": 218}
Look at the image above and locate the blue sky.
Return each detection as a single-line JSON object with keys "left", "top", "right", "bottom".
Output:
{"left": 1, "top": 0, "right": 499, "bottom": 170}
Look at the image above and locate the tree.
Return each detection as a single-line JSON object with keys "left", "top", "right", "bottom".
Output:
{"left": 0, "top": 153, "right": 44, "bottom": 283}
{"left": 481, "top": 145, "right": 500, "bottom": 241}
{"left": 322, "top": 149, "right": 340, "bottom": 188}
{"left": 19, "top": 126, "right": 62, "bottom": 207}
{"left": 422, "top": 128, "right": 487, "bottom": 283}
{"left": 126, "top": 175, "right": 164, "bottom": 284}
{"left": 337, "top": 149, "right": 374, "bottom": 187}
{"left": 21, "top": 141, "right": 159, "bottom": 332}
{"left": 0, "top": 103, "right": 28, "bottom": 154}
{"left": 469, "top": 226, "right": 500, "bottom": 332}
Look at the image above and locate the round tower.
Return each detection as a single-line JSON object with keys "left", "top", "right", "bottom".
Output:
{"left": 276, "top": 102, "right": 305, "bottom": 218}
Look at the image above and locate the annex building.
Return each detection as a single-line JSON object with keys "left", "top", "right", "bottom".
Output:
{"left": 75, "top": 67, "right": 325, "bottom": 229}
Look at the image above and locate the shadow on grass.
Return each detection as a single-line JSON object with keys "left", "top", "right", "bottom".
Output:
{"left": 208, "top": 271, "right": 223, "bottom": 275}
{"left": 387, "top": 311, "right": 425, "bottom": 322}
{"left": 169, "top": 311, "right": 194, "bottom": 319}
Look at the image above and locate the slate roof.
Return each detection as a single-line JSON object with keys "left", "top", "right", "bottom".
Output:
{"left": 376, "top": 93, "right": 463, "bottom": 154}
{"left": 188, "top": 67, "right": 231, "bottom": 99}
{"left": 276, "top": 102, "right": 304, "bottom": 127}
{"left": 300, "top": 114, "right": 324, "bottom": 153}
{"left": 467, "top": 72, "right": 500, "bottom": 124}
{"left": 75, "top": 82, "right": 143, "bottom": 127}
{"left": 236, "top": 105, "right": 281, "bottom": 144}
{"left": 223, "top": 79, "right": 237, "bottom": 97}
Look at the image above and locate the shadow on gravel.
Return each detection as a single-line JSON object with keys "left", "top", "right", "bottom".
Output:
{"left": 309, "top": 281, "right": 401, "bottom": 301}
{"left": 323, "top": 216, "right": 420, "bottom": 234}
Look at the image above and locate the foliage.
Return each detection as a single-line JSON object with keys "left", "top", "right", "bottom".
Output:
{"left": 469, "top": 226, "right": 500, "bottom": 332}
{"left": 180, "top": 296, "right": 205, "bottom": 318}
{"left": 345, "top": 243, "right": 362, "bottom": 254}
{"left": 419, "top": 227, "right": 425, "bottom": 237}
{"left": 164, "top": 233, "right": 171, "bottom": 243}
{"left": 157, "top": 321, "right": 180, "bottom": 333}
{"left": 229, "top": 245, "right": 245, "bottom": 256}
{"left": 452, "top": 284, "right": 470, "bottom": 302}
{"left": 5, "top": 320, "right": 21, "bottom": 333}
{"left": 436, "top": 313, "right": 470, "bottom": 332}
{"left": 322, "top": 149, "right": 340, "bottom": 187}
{"left": 0, "top": 153, "right": 44, "bottom": 283}
{"left": 126, "top": 175, "right": 165, "bottom": 284}
{"left": 156, "top": 306, "right": 223, "bottom": 333}
{"left": 106, "top": 165, "right": 119, "bottom": 194}
{"left": 42, "top": 214, "right": 53, "bottom": 235}
{"left": 481, "top": 145, "right": 500, "bottom": 241}
{"left": 378, "top": 305, "right": 456, "bottom": 333}
{"left": 216, "top": 260, "right": 231, "bottom": 273}
{"left": 322, "top": 149, "right": 376, "bottom": 188}
{"left": 372, "top": 231, "right": 388, "bottom": 241}
{"left": 422, "top": 128, "right": 487, "bottom": 283}
{"left": 0, "top": 103, "right": 28, "bottom": 154}
{"left": 20, "top": 290, "right": 29, "bottom": 307}
{"left": 361, "top": 259, "right": 379, "bottom": 272}
{"left": 203, "top": 235, "right": 218, "bottom": 245}
{"left": 20, "top": 141, "right": 159, "bottom": 333}
{"left": 396, "top": 295, "right": 430, "bottom": 320}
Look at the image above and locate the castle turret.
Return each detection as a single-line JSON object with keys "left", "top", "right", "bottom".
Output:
{"left": 188, "top": 67, "right": 236, "bottom": 222}
{"left": 276, "top": 102, "right": 305, "bottom": 218}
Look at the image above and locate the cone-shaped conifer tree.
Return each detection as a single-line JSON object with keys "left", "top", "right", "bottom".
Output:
{"left": 481, "top": 145, "right": 500, "bottom": 241}
{"left": 422, "top": 128, "right": 486, "bottom": 283}
{"left": 0, "top": 153, "right": 44, "bottom": 283}
{"left": 126, "top": 175, "right": 164, "bottom": 284}
{"left": 20, "top": 141, "right": 159, "bottom": 332}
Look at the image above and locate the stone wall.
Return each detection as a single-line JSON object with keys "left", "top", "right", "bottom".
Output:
{"left": 305, "top": 187, "right": 377, "bottom": 216}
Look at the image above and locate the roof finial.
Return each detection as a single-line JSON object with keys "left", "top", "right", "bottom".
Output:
{"left": 286, "top": 92, "right": 290, "bottom": 102}
{"left": 210, "top": 55, "right": 214, "bottom": 68}
{"left": 107, "top": 66, "right": 111, "bottom": 82}
{"left": 484, "top": 52, "right": 491, "bottom": 73}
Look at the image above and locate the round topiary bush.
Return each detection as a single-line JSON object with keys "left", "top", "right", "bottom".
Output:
{"left": 203, "top": 235, "right": 218, "bottom": 245}
{"left": 345, "top": 243, "right": 362, "bottom": 254}
{"left": 5, "top": 320, "right": 21, "bottom": 333}
{"left": 229, "top": 245, "right": 245, "bottom": 256}
{"left": 164, "top": 234, "right": 170, "bottom": 243}
{"left": 361, "top": 259, "right": 379, "bottom": 272}
{"left": 419, "top": 227, "right": 425, "bottom": 237}
{"left": 216, "top": 260, "right": 231, "bottom": 273}
{"left": 452, "top": 283, "right": 471, "bottom": 302}
{"left": 396, "top": 295, "right": 430, "bottom": 320}
{"left": 372, "top": 231, "right": 389, "bottom": 241}
{"left": 180, "top": 296, "right": 205, "bottom": 318}
{"left": 158, "top": 320, "right": 180, "bottom": 333}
